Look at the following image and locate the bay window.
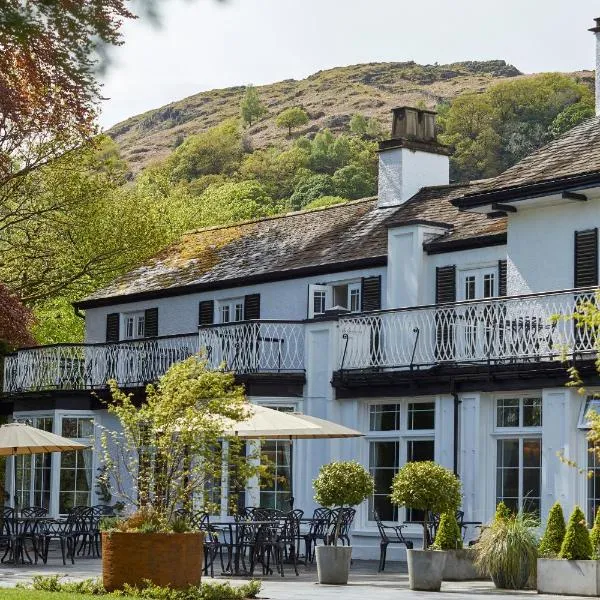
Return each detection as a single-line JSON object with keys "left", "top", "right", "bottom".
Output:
{"left": 367, "top": 400, "right": 435, "bottom": 522}
{"left": 495, "top": 396, "right": 542, "bottom": 515}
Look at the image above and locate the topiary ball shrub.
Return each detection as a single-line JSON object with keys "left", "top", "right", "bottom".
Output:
{"left": 559, "top": 505, "right": 593, "bottom": 560}
{"left": 390, "top": 461, "right": 462, "bottom": 550}
{"left": 539, "top": 501, "right": 566, "bottom": 557}
{"left": 591, "top": 506, "right": 600, "bottom": 559}
{"left": 432, "top": 511, "right": 463, "bottom": 550}
{"left": 313, "top": 460, "right": 374, "bottom": 546}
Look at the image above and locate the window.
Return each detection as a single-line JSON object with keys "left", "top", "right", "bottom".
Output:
{"left": 588, "top": 442, "right": 600, "bottom": 523}
{"left": 497, "top": 397, "right": 542, "bottom": 428}
{"left": 578, "top": 396, "right": 600, "bottom": 429}
{"left": 219, "top": 299, "right": 244, "bottom": 324}
{"left": 308, "top": 281, "right": 361, "bottom": 317}
{"left": 260, "top": 406, "right": 294, "bottom": 512}
{"left": 367, "top": 401, "right": 436, "bottom": 522}
{"left": 59, "top": 417, "right": 94, "bottom": 514}
{"left": 123, "top": 312, "right": 145, "bottom": 340}
{"left": 495, "top": 396, "right": 541, "bottom": 515}
{"left": 313, "top": 290, "right": 327, "bottom": 316}
{"left": 459, "top": 267, "right": 497, "bottom": 301}
{"left": 14, "top": 416, "right": 53, "bottom": 510}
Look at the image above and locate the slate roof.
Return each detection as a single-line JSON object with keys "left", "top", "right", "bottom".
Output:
{"left": 77, "top": 185, "right": 502, "bottom": 307}
{"left": 457, "top": 116, "right": 600, "bottom": 204}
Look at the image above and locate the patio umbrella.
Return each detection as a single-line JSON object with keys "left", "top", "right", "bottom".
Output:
{"left": 222, "top": 404, "right": 363, "bottom": 439}
{"left": 0, "top": 422, "right": 89, "bottom": 508}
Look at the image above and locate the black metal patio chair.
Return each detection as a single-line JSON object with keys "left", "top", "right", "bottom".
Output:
{"left": 302, "top": 507, "right": 330, "bottom": 564}
{"left": 374, "top": 510, "right": 413, "bottom": 572}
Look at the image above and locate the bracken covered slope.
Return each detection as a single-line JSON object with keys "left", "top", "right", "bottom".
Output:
{"left": 108, "top": 59, "right": 556, "bottom": 172}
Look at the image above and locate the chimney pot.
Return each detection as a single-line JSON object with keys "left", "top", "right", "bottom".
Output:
{"left": 391, "top": 107, "right": 437, "bottom": 142}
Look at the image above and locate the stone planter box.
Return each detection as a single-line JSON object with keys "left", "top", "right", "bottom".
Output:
{"left": 537, "top": 558, "right": 600, "bottom": 596}
{"left": 442, "top": 548, "right": 487, "bottom": 581}
{"left": 316, "top": 545, "right": 352, "bottom": 585}
{"left": 407, "top": 549, "right": 447, "bottom": 591}
{"left": 102, "top": 531, "right": 204, "bottom": 591}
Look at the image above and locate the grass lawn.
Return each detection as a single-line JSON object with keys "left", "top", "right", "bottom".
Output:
{"left": 0, "top": 592, "right": 137, "bottom": 599}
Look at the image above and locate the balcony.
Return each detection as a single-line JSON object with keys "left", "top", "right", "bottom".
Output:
{"left": 3, "top": 321, "right": 306, "bottom": 395}
{"left": 337, "top": 288, "right": 598, "bottom": 372}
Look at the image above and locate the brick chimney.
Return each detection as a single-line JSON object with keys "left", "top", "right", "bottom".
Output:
{"left": 377, "top": 107, "right": 450, "bottom": 208}
{"left": 590, "top": 18, "right": 600, "bottom": 116}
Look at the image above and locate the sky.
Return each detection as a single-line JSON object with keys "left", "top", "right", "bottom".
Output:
{"left": 99, "top": 0, "right": 600, "bottom": 129}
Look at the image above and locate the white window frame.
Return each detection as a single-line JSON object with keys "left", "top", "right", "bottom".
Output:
{"left": 308, "top": 280, "right": 361, "bottom": 318}
{"left": 459, "top": 266, "right": 497, "bottom": 301}
{"left": 492, "top": 395, "right": 542, "bottom": 515}
{"left": 578, "top": 395, "right": 600, "bottom": 429}
{"left": 122, "top": 311, "right": 145, "bottom": 340}
{"left": 217, "top": 298, "right": 244, "bottom": 324}
{"left": 365, "top": 399, "right": 436, "bottom": 525}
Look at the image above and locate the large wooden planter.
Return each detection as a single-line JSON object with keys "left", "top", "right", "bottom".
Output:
{"left": 102, "top": 531, "right": 204, "bottom": 591}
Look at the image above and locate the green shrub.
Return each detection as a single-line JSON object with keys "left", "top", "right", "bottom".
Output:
{"left": 474, "top": 511, "right": 538, "bottom": 589}
{"left": 29, "top": 575, "right": 105, "bottom": 594}
{"left": 494, "top": 501, "right": 512, "bottom": 522}
{"left": 432, "top": 511, "right": 463, "bottom": 550}
{"left": 591, "top": 506, "right": 600, "bottom": 559}
{"left": 390, "top": 461, "right": 462, "bottom": 550}
{"left": 539, "top": 502, "right": 566, "bottom": 557}
{"left": 559, "top": 505, "right": 593, "bottom": 560}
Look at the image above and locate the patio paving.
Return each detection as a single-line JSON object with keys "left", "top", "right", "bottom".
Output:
{"left": 0, "top": 554, "right": 588, "bottom": 599}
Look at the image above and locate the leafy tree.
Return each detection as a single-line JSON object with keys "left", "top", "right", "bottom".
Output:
{"left": 100, "top": 355, "right": 262, "bottom": 517}
{"left": 390, "top": 461, "right": 462, "bottom": 550}
{"left": 308, "top": 129, "right": 351, "bottom": 173}
{"left": 438, "top": 73, "right": 594, "bottom": 181}
{"left": 276, "top": 107, "right": 309, "bottom": 136}
{"left": 539, "top": 502, "right": 566, "bottom": 557}
{"left": 289, "top": 174, "right": 334, "bottom": 210}
{"left": 559, "top": 505, "right": 592, "bottom": 560}
{"left": 313, "top": 461, "right": 374, "bottom": 546}
{"left": 240, "top": 84, "right": 267, "bottom": 126}
{"left": 304, "top": 196, "right": 348, "bottom": 210}
{"left": 0, "top": 284, "right": 35, "bottom": 350}
{"left": 332, "top": 164, "right": 376, "bottom": 199}
{"left": 168, "top": 119, "right": 244, "bottom": 182}
{"left": 432, "top": 511, "right": 463, "bottom": 550}
{"left": 350, "top": 114, "right": 385, "bottom": 140}
{"left": 197, "top": 181, "right": 282, "bottom": 226}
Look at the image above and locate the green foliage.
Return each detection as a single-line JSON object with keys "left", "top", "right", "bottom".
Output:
{"left": 438, "top": 73, "right": 594, "bottom": 181}
{"left": 539, "top": 502, "right": 566, "bottom": 557}
{"left": 432, "top": 511, "right": 463, "bottom": 550}
{"left": 591, "top": 506, "right": 600, "bottom": 559}
{"left": 101, "top": 356, "right": 261, "bottom": 519}
{"left": 276, "top": 106, "right": 309, "bottom": 136}
{"left": 304, "top": 196, "right": 348, "bottom": 210}
{"left": 494, "top": 501, "right": 513, "bottom": 523}
{"left": 559, "top": 505, "right": 593, "bottom": 560}
{"left": 289, "top": 173, "right": 334, "bottom": 209}
{"left": 25, "top": 575, "right": 261, "bottom": 599}
{"left": 332, "top": 164, "right": 376, "bottom": 199}
{"left": 240, "top": 84, "right": 267, "bottom": 126}
{"left": 474, "top": 511, "right": 538, "bottom": 589}
{"left": 168, "top": 120, "right": 244, "bottom": 182}
{"left": 349, "top": 114, "right": 385, "bottom": 140}
{"left": 313, "top": 460, "right": 374, "bottom": 509}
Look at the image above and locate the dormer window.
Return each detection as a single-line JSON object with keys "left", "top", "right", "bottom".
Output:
{"left": 308, "top": 281, "right": 362, "bottom": 318}
{"left": 218, "top": 298, "right": 244, "bottom": 324}
{"left": 123, "top": 312, "right": 145, "bottom": 340}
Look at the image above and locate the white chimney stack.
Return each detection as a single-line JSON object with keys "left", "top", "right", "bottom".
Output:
{"left": 377, "top": 107, "right": 450, "bottom": 209}
{"left": 590, "top": 18, "right": 600, "bottom": 116}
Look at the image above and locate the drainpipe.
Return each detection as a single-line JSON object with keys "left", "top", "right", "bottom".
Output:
{"left": 452, "top": 386, "right": 460, "bottom": 476}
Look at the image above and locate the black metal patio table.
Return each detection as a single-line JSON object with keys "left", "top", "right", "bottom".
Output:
{"left": 1, "top": 517, "right": 53, "bottom": 565}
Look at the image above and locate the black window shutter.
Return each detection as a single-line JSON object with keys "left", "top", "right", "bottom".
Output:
{"left": 244, "top": 294, "right": 261, "bottom": 320}
{"left": 435, "top": 266, "right": 456, "bottom": 303}
{"left": 361, "top": 276, "right": 381, "bottom": 311}
{"left": 144, "top": 307, "right": 159, "bottom": 337}
{"left": 498, "top": 260, "right": 507, "bottom": 297}
{"left": 575, "top": 228, "right": 598, "bottom": 287}
{"left": 106, "top": 313, "right": 120, "bottom": 342}
{"left": 198, "top": 300, "right": 215, "bottom": 326}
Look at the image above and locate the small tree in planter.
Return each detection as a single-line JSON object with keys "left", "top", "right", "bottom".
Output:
{"left": 390, "top": 461, "right": 461, "bottom": 591}
{"left": 539, "top": 502, "right": 566, "bottom": 557}
{"left": 432, "top": 512, "right": 463, "bottom": 550}
{"left": 590, "top": 507, "right": 600, "bottom": 559}
{"left": 312, "top": 460, "right": 374, "bottom": 584}
{"left": 559, "top": 506, "right": 592, "bottom": 560}
{"left": 99, "top": 355, "right": 262, "bottom": 591}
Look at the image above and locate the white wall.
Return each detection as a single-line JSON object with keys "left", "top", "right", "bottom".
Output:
{"left": 84, "top": 266, "right": 387, "bottom": 343}
{"left": 507, "top": 198, "right": 600, "bottom": 295}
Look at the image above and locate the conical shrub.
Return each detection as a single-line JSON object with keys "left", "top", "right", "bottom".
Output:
{"left": 433, "top": 511, "right": 463, "bottom": 550}
{"left": 559, "top": 505, "right": 592, "bottom": 560}
{"left": 539, "top": 502, "right": 566, "bottom": 557}
{"left": 494, "top": 501, "right": 512, "bottom": 523}
{"left": 590, "top": 506, "right": 600, "bottom": 559}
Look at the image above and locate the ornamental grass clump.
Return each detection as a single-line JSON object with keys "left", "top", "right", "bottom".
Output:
{"left": 474, "top": 510, "right": 538, "bottom": 589}
{"left": 432, "top": 511, "right": 463, "bottom": 550}
{"left": 539, "top": 501, "right": 566, "bottom": 557}
{"left": 313, "top": 460, "right": 374, "bottom": 546}
{"left": 559, "top": 505, "right": 593, "bottom": 560}
{"left": 390, "top": 461, "right": 462, "bottom": 550}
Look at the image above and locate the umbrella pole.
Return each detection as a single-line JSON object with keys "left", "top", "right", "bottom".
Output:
{"left": 12, "top": 454, "right": 16, "bottom": 510}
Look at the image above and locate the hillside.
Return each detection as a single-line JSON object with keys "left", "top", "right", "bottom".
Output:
{"left": 109, "top": 59, "right": 566, "bottom": 172}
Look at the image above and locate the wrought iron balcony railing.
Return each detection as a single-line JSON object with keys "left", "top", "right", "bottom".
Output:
{"left": 199, "top": 320, "right": 305, "bottom": 374}
{"left": 338, "top": 287, "right": 599, "bottom": 371}
{"left": 3, "top": 320, "right": 306, "bottom": 394}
